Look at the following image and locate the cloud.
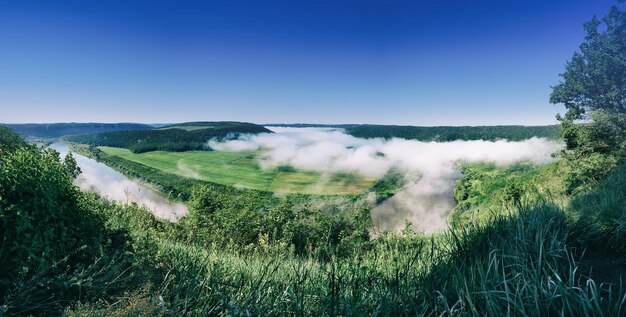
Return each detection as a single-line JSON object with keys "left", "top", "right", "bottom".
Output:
{"left": 209, "top": 127, "right": 562, "bottom": 232}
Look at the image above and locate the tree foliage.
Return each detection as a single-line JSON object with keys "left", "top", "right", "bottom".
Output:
{"left": 3, "top": 123, "right": 152, "bottom": 138}
{"left": 0, "top": 129, "right": 138, "bottom": 315}
{"left": 550, "top": 2, "right": 626, "bottom": 192}
{"left": 346, "top": 124, "right": 560, "bottom": 141}
{"left": 550, "top": 2, "right": 626, "bottom": 119}
{"left": 63, "top": 122, "right": 271, "bottom": 153}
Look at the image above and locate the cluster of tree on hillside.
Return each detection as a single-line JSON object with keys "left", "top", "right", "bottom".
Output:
{"left": 3, "top": 122, "right": 153, "bottom": 138}
{"left": 159, "top": 121, "right": 266, "bottom": 129}
{"left": 345, "top": 125, "right": 561, "bottom": 141}
{"left": 266, "top": 123, "right": 561, "bottom": 142}
{"left": 63, "top": 122, "right": 271, "bottom": 153}
{"left": 550, "top": 1, "right": 626, "bottom": 193}
{"left": 0, "top": 128, "right": 144, "bottom": 314}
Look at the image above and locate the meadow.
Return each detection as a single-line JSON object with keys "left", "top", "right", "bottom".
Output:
{"left": 98, "top": 146, "right": 375, "bottom": 194}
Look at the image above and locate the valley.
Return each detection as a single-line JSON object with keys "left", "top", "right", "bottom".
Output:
{"left": 97, "top": 146, "right": 375, "bottom": 194}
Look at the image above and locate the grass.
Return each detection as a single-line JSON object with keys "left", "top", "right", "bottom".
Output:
{"left": 61, "top": 163, "right": 626, "bottom": 316}
{"left": 98, "top": 146, "right": 375, "bottom": 194}
{"left": 66, "top": 202, "right": 626, "bottom": 316}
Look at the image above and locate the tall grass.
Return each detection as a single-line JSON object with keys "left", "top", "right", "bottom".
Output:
{"left": 64, "top": 163, "right": 626, "bottom": 315}
{"left": 125, "top": 204, "right": 623, "bottom": 316}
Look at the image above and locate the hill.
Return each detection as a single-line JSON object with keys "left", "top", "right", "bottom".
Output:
{"left": 2, "top": 122, "right": 153, "bottom": 138}
{"left": 345, "top": 124, "right": 561, "bottom": 141}
{"left": 63, "top": 121, "right": 271, "bottom": 153}
{"left": 265, "top": 124, "right": 561, "bottom": 141}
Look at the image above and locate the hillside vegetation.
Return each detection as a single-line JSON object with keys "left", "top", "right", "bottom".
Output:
{"left": 1, "top": 126, "right": 625, "bottom": 315}
{"left": 266, "top": 124, "right": 561, "bottom": 141}
{"left": 3, "top": 122, "right": 153, "bottom": 138}
{"left": 345, "top": 124, "right": 561, "bottom": 141}
{"left": 2, "top": 3, "right": 626, "bottom": 316}
{"left": 63, "top": 121, "right": 271, "bottom": 153}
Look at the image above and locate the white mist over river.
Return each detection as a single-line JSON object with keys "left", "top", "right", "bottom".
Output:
{"left": 211, "top": 127, "right": 563, "bottom": 233}
{"left": 50, "top": 143, "right": 187, "bottom": 221}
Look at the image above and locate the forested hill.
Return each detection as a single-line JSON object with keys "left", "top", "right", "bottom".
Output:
{"left": 159, "top": 121, "right": 268, "bottom": 131}
{"left": 63, "top": 121, "right": 271, "bottom": 153}
{"left": 265, "top": 124, "right": 561, "bottom": 141}
{"left": 344, "top": 124, "right": 561, "bottom": 141}
{"left": 3, "top": 122, "right": 153, "bottom": 138}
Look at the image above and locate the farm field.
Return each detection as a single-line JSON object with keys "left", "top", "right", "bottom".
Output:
{"left": 98, "top": 146, "right": 375, "bottom": 194}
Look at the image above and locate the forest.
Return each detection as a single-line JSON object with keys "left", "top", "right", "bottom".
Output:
{"left": 268, "top": 123, "right": 561, "bottom": 141}
{"left": 344, "top": 124, "right": 561, "bottom": 141}
{"left": 3, "top": 122, "right": 153, "bottom": 138}
{"left": 62, "top": 122, "right": 271, "bottom": 153}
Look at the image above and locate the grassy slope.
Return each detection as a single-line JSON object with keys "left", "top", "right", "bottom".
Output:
{"left": 450, "top": 161, "right": 568, "bottom": 225}
{"left": 98, "top": 146, "right": 375, "bottom": 194}
{"left": 68, "top": 164, "right": 626, "bottom": 316}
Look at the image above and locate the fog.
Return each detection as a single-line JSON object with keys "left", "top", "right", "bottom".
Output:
{"left": 209, "top": 127, "right": 562, "bottom": 232}
{"left": 51, "top": 143, "right": 187, "bottom": 221}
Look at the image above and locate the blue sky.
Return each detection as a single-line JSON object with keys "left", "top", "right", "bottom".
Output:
{"left": 0, "top": 0, "right": 619, "bottom": 125}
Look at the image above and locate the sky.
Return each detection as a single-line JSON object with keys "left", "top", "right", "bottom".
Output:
{"left": 0, "top": 0, "right": 619, "bottom": 125}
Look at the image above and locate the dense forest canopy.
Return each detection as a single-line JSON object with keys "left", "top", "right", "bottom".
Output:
{"left": 267, "top": 124, "right": 560, "bottom": 141}
{"left": 63, "top": 121, "right": 271, "bottom": 153}
{"left": 345, "top": 124, "right": 561, "bottom": 141}
{"left": 2, "top": 122, "right": 153, "bottom": 138}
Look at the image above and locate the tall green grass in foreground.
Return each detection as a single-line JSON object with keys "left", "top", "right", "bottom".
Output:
{"left": 69, "top": 162, "right": 626, "bottom": 316}
{"left": 67, "top": 162, "right": 626, "bottom": 316}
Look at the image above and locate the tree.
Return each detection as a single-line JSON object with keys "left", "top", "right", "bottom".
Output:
{"left": 550, "top": 1, "right": 626, "bottom": 120}
{"left": 550, "top": 1, "right": 626, "bottom": 192}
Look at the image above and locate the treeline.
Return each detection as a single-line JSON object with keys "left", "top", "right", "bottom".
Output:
{"left": 345, "top": 124, "right": 561, "bottom": 141}
{"left": 3, "top": 122, "right": 153, "bottom": 138}
{"left": 63, "top": 122, "right": 271, "bottom": 153}
{"left": 160, "top": 121, "right": 266, "bottom": 129}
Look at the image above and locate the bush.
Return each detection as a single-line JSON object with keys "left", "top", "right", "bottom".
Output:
{"left": 0, "top": 144, "right": 140, "bottom": 315}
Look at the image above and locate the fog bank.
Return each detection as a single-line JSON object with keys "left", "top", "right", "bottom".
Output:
{"left": 51, "top": 143, "right": 187, "bottom": 221}
{"left": 210, "top": 127, "right": 562, "bottom": 232}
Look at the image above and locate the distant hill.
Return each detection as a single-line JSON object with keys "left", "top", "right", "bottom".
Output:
{"left": 345, "top": 125, "right": 561, "bottom": 141}
{"left": 3, "top": 123, "right": 153, "bottom": 138}
{"left": 265, "top": 123, "right": 357, "bottom": 129}
{"left": 64, "top": 121, "right": 271, "bottom": 153}
{"left": 160, "top": 121, "right": 269, "bottom": 131}
{"left": 267, "top": 124, "right": 561, "bottom": 141}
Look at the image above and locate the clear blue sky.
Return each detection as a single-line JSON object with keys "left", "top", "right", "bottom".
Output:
{"left": 0, "top": 0, "right": 619, "bottom": 125}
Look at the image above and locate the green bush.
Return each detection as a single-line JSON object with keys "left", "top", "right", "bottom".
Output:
{"left": 0, "top": 142, "right": 141, "bottom": 315}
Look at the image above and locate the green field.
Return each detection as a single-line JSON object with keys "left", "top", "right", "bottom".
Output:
{"left": 98, "top": 146, "right": 375, "bottom": 194}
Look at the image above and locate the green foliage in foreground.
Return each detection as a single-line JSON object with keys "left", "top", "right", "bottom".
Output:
{"left": 0, "top": 140, "right": 143, "bottom": 315}
{"left": 69, "top": 192, "right": 626, "bottom": 316}
{"left": 63, "top": 121, "right": 271, "bottom": 154}
{"left": 97, "top": 146, "right": 375, "bottom": 194}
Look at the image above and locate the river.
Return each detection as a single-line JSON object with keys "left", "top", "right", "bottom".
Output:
{"left": 50, "top": 143, "right": 187, "bottom": 221}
